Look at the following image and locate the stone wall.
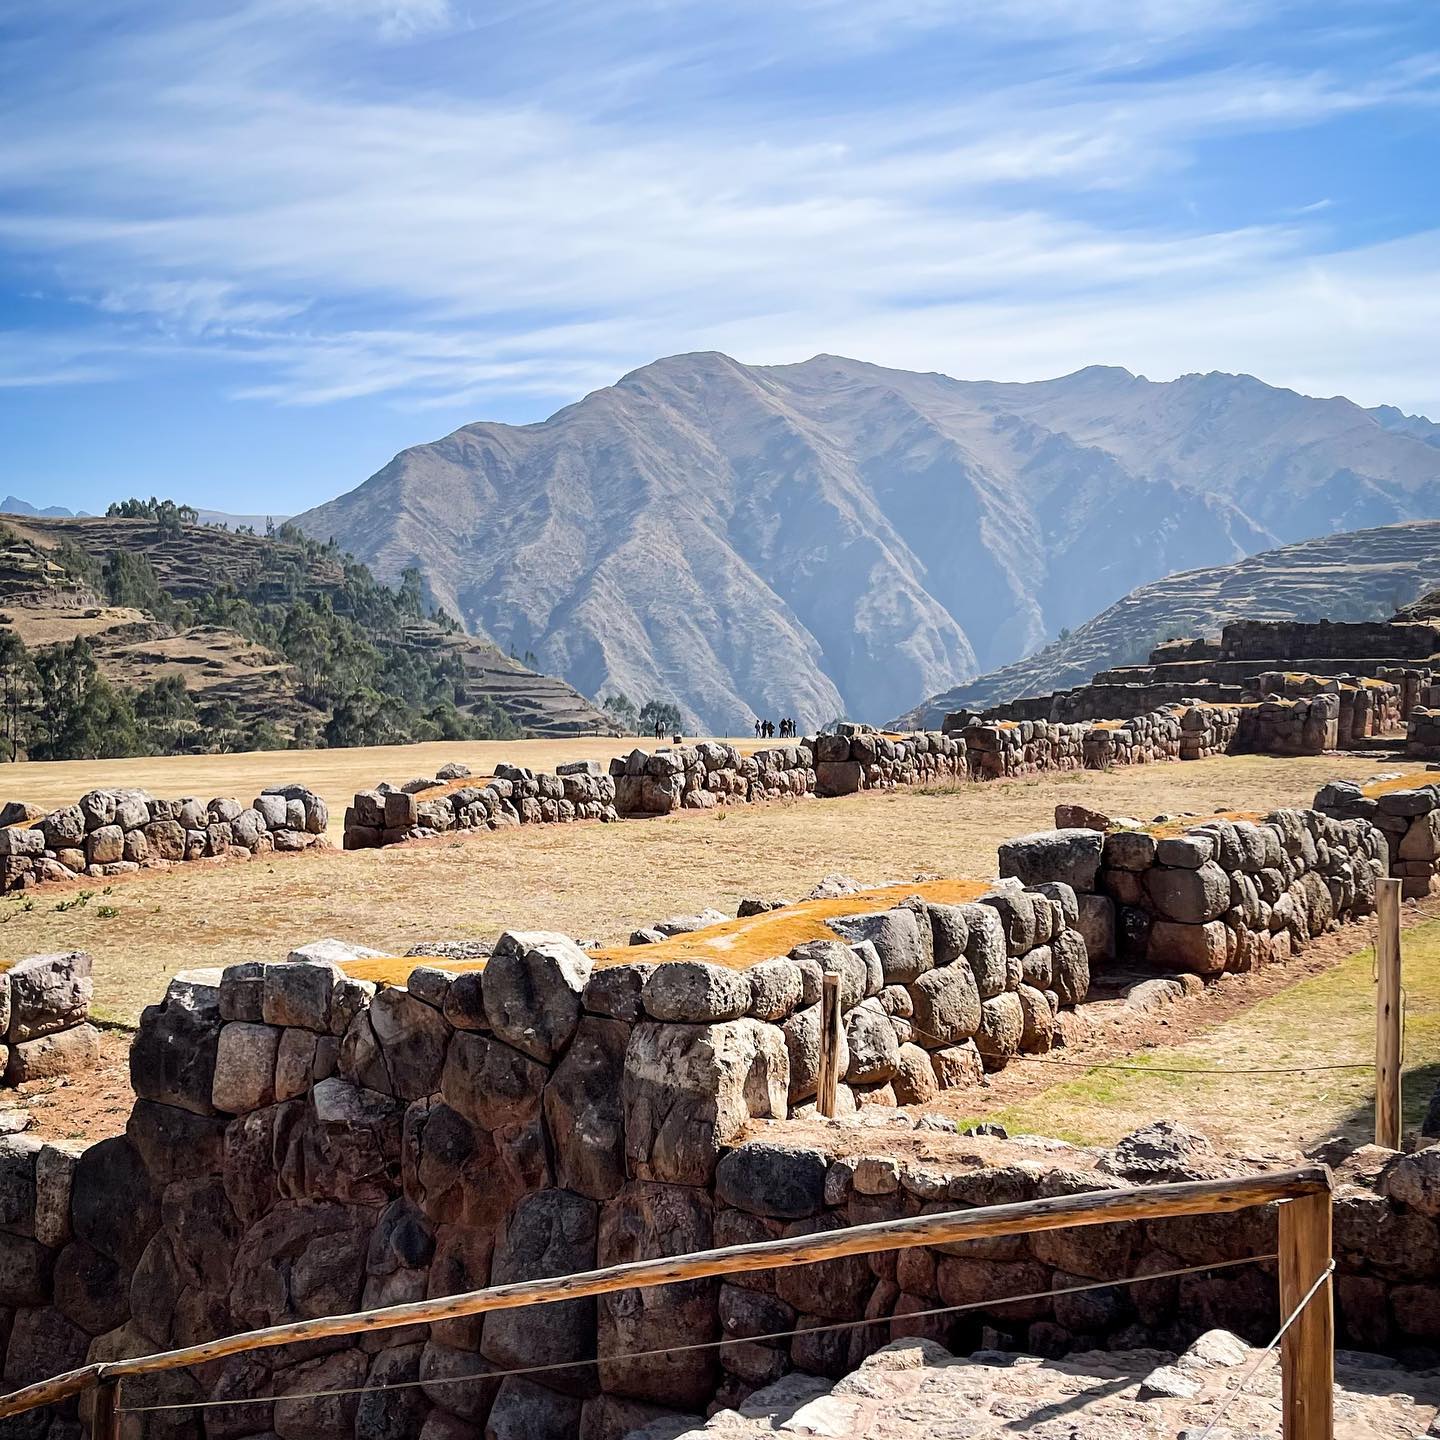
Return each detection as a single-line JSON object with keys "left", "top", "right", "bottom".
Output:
{"left": 344, "top": 761, "right": 618, "bottom": 849}
{"left": 1, "top": 785, "right": 330, "bottom": 895}
{"left": 1218, "top": 618, "right": 1440, "bottom": 663}
{"left": 612, "top": 732, "right": 966, "bottom": 816}
{"left": 3, "top": 927, "right": 1436, "bottom": 1440}
{"left": 1315, "top": 779, "right": 1440, "bottom": 900}
{"left": 1406, "top": 703, "right": 1440, "bottom": 761}
{"left": 0, "top": 951, "right": 97, "bottom": 1086}
{"left": 999, "top": 807, "right": 1386, "bottom": 977}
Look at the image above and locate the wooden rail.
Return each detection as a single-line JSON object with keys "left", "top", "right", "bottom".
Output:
{"left": 0, "top": 1164, "right": 1334, "bottom": 1438}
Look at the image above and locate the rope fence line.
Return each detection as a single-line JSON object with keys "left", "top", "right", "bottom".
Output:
{"left": 118, "top": 1253, "right": 1278, "bottom": 1415}
{"left": 1194, "top": 1259, "right": 1336, "bottom": 1440}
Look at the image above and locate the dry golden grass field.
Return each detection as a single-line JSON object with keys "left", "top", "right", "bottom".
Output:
{"left": 0, "top": 746, "right": 1409, "bottom": 1026}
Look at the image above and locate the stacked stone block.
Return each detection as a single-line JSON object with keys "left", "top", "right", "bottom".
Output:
{"left": 611, "top": 731, "right": 966, "bottom": 816}
{"left": 0, "top": 951, "right": 99, "bottom": 1086}
{"left": 1001, "top": 810, "right": 1386, "bottom": 978}
{"left": 1232, "top": 694, "right": 1339, "bottom": 755}
{"left": 1405, "top": 705, "right": 1440, "bottom": 761}
{"left": 344, "top": 761, "right": 618, "bottom": 848}
{"left": 0, "top": 784, "right": 329, "bottom": 894}
{"left": 1316, "top": 779, "right": 1440, "bottom": 899}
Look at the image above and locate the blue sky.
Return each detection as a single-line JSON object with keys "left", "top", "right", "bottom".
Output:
{"left": 3, "top": 0, "right": 1439, "bottom": 516}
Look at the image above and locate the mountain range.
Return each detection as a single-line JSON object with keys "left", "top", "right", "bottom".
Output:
{"left": 894, "top": 519, "right": 1440, "bottom": 727}
{"left": 291, "top": 353, "right": 1440, "bottom": 732}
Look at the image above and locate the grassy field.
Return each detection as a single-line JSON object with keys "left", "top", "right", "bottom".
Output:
{"left": 0, "top": 748, "right": 1409, "bottom": 1026}
{"left": 946, "top": 912, "right": 1440, "bottom": 1152}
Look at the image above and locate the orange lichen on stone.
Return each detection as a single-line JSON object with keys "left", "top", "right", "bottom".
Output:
{"left": 342, "top": 877, "right": 991, "bottom": 986}
{"left": 1141, "top": 809, "right": 1263, "bottom": 839}
{"left": 1362, "top": 773, "right": 1437, "bottom": 798}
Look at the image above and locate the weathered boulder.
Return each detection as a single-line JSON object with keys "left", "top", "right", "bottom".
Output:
{"left": 1148, "top": 919, "right": 1230, "bottom": 976}
{"left": 486, "top": 1378, "right": 583, "bottom": 1440}
{"left": 543, "top": 1017, "right": 629, "bottom": 1201}
{"left": 71, "top": 1136, "right": 157, "bottom": 1271}
{"left": 211, "top": 1022, "right": 280, "bottom": 1114}
{"left": 483, "top": 931, "right": 592, "bottom": 1062}
{"left": 7, "top": 1023, "right": 100, "bottom": 1084}
{"left": 441, "top": 1031, "right": 547, "bottom": 1133}
{"left": 961, "top": 905, "right": 1008, "bottom": 999}
{"left": 642, "top": 962, "right": 750, "bottom": 1023}
{"left": 892, "top": 1043, "right": 940, "bottom": 1105}
{"left": 277, "top": 1077, "right": 404, "bottom": 1205}
{"left": 780, "top": 1005, "right": 849, "bottom": 1104}
{"left": 1050, "top": 930, "right": 1090, "bottom": 1007}
{"left": 367, "top": 987, "right": 450, "bottom": 1100}
{"left": 826, "top": 910, "right": 928, "bottom": 984}
{"left": 582, "top": 963, "right": 654, "bottom": 1023}
{"left": 7, "top": 951, "right": 92, "bottom": 1041}
{"left": 597, "top": 1180, "right": 717, "bottom": 1407}
{"left": 262, "top": 960, "right": 341, "bottom": 1032}
{"left": 844, "top": 1000, "right": 900, "bottom": 1083}
{"left": 1145, "top": 861, "right": 1232, "bottom": 924}
{"left": 130, "top": 975, "right": 223, "bottom": 1115}
{"left": 973, "top": 992, "right": 1024, "bottom": 1066}
{"left": 481, "top": 1188, "right": 598, "bottom": 1393}
{"left": 747, "top": 959, "right": 803, "bottom": 1022}
{"left": 998, "top": 829, "right": 1104, "bottom": 892}
{"left": 907, "top": 962, "right": 980, "bottom": 1047}
{"left": 715, "top": 1143, "right": 828, "bottom": 1218}
{"left": 623, "top": 1020, "right": 788, "bottom": 1186}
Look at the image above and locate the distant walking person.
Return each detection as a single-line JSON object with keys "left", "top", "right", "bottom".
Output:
{"left": 754, "top": 718, "right": 763, "bottom": 739}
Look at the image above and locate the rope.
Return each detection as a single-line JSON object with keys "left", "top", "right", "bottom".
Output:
{"left": 117, "top": 1253, "right": 1275, "bottom": 1414}
{"left": 1193, "top": 1259, "right": 1335, "bottom": 1440}
{"left": 1009, "top": 1055, "right": 1372, "bottom": 1076}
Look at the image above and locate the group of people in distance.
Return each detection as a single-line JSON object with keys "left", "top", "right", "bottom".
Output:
{"left": 754, "top": 717, "right": 797, "bottom": 739}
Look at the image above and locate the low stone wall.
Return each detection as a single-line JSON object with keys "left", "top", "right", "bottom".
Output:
{"left": 998, "top": 807, "right": 1385, "bottom": 976}
{"left": 1315, "top": 779, "right": 1440, "bottom": 899}
{"left": 0, "top": 951, "right": 97, "bottom": 1086}
{"left": 1406, "top": 703, "right": 1440, "bottom": 761}
{"left": 1232, "top": 694, "right": 1339, "bottom": 755}
{"left": 612, "top": 732, "right": 967, "bottom": 816}
{"left": 344, "top": 761, "right": 618, "bottom": 849}
{"left": 0, "top": 785, "right": 330, "bottom": 894}
{"left": 3, "top": 926, "right": 1436, "bottom": 1439}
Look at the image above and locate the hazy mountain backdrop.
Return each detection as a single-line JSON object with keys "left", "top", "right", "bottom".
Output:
{"left": 294, "top": 353, "right": 1440, "bottom": 732}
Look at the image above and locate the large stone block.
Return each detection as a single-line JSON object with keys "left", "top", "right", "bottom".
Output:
{"left": 641, "top": 962, "right": 750, "bottom": 1023}
{"left": 7, "top": 1023, "right": 100, "bottom": 1084}
{"left": 715, "top": 1143, "right": 828, "bottom": 1219}
{"left": 229, "top": 1198, "right": 373, "bottom": 1328}
{"left": 960, "top": 905, "right": 1007, "bottom": 999}
{"left": 1147, "top": 919, "right": 1230, "bottom": 976}
{"left": 907, "top": 959, "right": 981, "bottom": 1049}
{"left": 6, "top": 951, "right": 92, "bottom": 1042}
{"left": 276, "top": 1077, "right": 404, "bottom": 1205}
{"left": 997, "top": 829, "right": 1104, "bottom": 892}
{"left": 623, "top": 1019, "right": 788, "bottom": 1186}
{"left": 1144, "top": 861, "right": 1231, "bottom": 924}
{"left": 483, "top": 931, "right": 592, "bottom": 1062}
{"left": 367, "top": 987, "right": 450, "bottom": 1100}
{"left": 262, "top": 960, "right": 341, "bottom": 1032}
{"left": 973, "top": 992, "right": 1024, "bottom": 1066}
{"left": 130, "top": 974, "right": 224, "bottom": 1116}
{"left": 543, "top": 1016, "right": 628, "bottom": 1201}
{"left": 826, "top": 910, "right": 928, "bottom": 984}
{"left": 211, "top": 1022, "right": 281, "bottom": 1114}
{"left": 844, "top": 999, "right": 899, "bottom": 1083}
{"left": 597, "top": 1181, "right": 717, "bottom": 1407}
{"left": 71, "top": 1136, "right": 157, "bottom": 1271}
{"left": 780, "top": 1005, "right": 848, "bottom": 1104}
{"left": 481, "top": 1188, "right": 598, "bottom": 1394}
{"left": 441, "top": 1031, "right": 547, "bottom": 1132}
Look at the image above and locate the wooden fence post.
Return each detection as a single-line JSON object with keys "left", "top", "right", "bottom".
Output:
{"left": 817, "top": 973, "right": 841, "bottom": 1118}
{"left": 1375, "top": 876, "right": 1402, "bottom": 1150}
{"left": 92, "top": 1378, "right": 120, "bottom": 1440}
{"left": 1278, "top": 1189, "right": 1333, "bottom": 1440}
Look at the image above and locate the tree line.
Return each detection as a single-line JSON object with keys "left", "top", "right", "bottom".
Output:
{"left": 0, "top": 510, "right": 523, "bottom": 760}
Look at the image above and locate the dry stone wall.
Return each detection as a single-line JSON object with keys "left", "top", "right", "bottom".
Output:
{"left": 344, "top": 761, "right": 618, "bottom": 849}
{"left": 0, "top": 951, "right": 97, "bottom": 1086}
{"left": 999, "top": 808, "right": 1386, "bottom": 977}
{"left": 1315, "top": 779, "right": 1440, "bottom": 899}
{"left": 4, "top": 951, "right": 1438, "bottom": 1440}
{"left": 0, "top": 785, "right": 330, "bottom": 895}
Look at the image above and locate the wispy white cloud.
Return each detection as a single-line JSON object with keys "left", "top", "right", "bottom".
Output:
{"left": 0, "top": 0, "right": 1437, "bottom": 423}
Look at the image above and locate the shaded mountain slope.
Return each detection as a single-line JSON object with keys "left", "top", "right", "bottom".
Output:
{"left": 894, "top": 519, "right": 1440, "bottom": 727}
{"left": 295, "top": 353, "right": 1440, "bottom": 731}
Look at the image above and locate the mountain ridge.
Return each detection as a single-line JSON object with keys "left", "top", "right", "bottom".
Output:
{"left": 294, "top": 352, "right": 1440, "bottom": 731}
